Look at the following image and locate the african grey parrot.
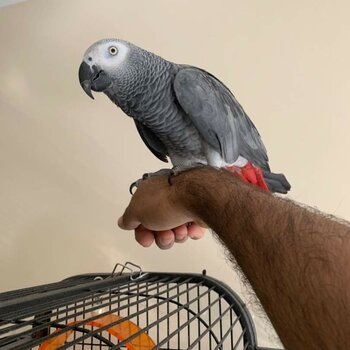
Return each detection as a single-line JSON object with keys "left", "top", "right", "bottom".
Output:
{"left": 79, "top": 39, "right": 291, "bottom": 194}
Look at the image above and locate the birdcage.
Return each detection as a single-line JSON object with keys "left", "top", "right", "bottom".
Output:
{"left": 0, "top": 262, "right": 279, "bottom": 350}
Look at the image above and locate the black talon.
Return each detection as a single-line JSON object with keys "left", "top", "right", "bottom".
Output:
{"left": 129, "top": 181, "right": 137, "bottom": 195}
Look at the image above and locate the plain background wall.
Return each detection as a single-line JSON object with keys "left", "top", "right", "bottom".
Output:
{"left": 1, "top": 0, "right": 349, "bottom": 347}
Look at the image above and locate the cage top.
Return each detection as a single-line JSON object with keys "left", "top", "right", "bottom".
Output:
{"left": 0, "top": 269, "right": 261, "bottom": 350}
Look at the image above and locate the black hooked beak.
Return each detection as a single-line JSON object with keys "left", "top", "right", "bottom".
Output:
{"left": 78, "top": 61, "right": 95, "bottom": 99}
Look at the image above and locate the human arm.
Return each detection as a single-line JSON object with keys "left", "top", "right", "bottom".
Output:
{"left": 118, "top": 166, "right": 350, "bottom": 350}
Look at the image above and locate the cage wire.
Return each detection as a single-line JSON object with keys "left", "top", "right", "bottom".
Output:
{"left": 0, "top": 262, "right": 281, "bottom": 350}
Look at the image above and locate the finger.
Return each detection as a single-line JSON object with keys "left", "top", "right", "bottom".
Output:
{"left": 173, "top": 224, "right": 188, "bottom": 243}
{"left": 118, "top": 206, "right": 140, "bottom": 230}
{"left": 155, "top": 230, "right": 175, "bottom": 250}
{"left": 135, "top": 226, "right": 155, "bottom": 247}
{"left": 188, "top": 223, "right": 205, "bottom": 240}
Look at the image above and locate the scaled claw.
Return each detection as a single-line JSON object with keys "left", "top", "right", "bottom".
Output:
{"left": 129, "top": 181, "right": 138, "bottom": 195}
{"left": 129, "top": 177, "right": 148, "bottom": 195}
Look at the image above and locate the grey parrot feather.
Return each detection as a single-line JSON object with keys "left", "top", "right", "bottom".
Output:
{"left": 174, "top": 67, "right": 270, "bottom": 171}
{"left": 79, "top": 39, "right": 290, "bottom": 193}
{"left": 134, "top": 120, "right": 168, "bottom": 162}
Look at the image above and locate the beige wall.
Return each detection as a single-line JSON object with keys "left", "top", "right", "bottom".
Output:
{"left": 1, "top": 0, "right": 349, "bottom": 347}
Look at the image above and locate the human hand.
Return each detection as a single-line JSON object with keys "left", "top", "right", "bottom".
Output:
{"left": 117, "top": 175, "right": 206, "bottom": 249}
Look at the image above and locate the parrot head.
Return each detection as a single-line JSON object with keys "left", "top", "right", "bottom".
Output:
{"left": 78, "top": 39, "right": 133, "bottom": 99}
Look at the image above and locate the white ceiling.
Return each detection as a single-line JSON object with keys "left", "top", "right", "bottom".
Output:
{"left": 0, "top": 0, "right": 27, "bottom": 8}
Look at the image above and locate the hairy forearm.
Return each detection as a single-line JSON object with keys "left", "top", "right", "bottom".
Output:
{"left": 172, "top": 167, "right": 350, "bottom": 350}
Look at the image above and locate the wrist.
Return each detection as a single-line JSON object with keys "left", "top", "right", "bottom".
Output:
{"left": 169, "top": 166, "right": 249, "bottom": 230}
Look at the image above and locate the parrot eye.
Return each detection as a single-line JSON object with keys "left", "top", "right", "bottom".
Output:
{"left": 108, "top": 46, "right": 118, "bottom": 56}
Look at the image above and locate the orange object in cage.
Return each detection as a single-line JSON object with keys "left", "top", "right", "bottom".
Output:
{"left": 39, "top": 313, "right": 156, "bottom": 350}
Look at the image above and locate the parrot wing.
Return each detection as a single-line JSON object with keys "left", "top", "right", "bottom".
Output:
{"left": 134, "top": 120, "right": 168, "bottom": 162}
{"left": 173, "top": 67, "right": 270, "bottom": 170}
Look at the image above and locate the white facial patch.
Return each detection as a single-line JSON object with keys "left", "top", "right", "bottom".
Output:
{"left": 83, "top": 40, "right": 130, "bottom": 74}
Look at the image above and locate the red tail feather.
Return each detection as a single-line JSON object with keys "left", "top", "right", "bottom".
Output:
{"left": 226, "top": 162, "right": 269, "bottom": 192}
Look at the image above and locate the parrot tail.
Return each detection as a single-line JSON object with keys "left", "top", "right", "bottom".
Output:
{"left": 225, "top": 163, "right": 291, "bottom": 194}
{"left": 262, "top": 170, "right": 291, "bottom": 194}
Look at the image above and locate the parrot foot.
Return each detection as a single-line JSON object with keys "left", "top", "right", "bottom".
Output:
{"left": 129, "top": 164, "right": 206, "bottom": 194}
{"left": 226, "top": 162, "right": 269, "bottom": 192}
{"left": 168, "top": 163, "right": 206, "bottom": 185}
{"left": 129, "top": 179, "right": 142, "bottom": 195}
{"left": 129, "top": 168, "right": 174, "bottom": 195}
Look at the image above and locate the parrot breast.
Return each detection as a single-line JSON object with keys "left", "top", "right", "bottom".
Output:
{"left": 104, "top": 59, "right": 207, "bottom": 166}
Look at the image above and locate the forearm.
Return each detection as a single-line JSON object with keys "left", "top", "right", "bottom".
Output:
{"left": 172, "top": 167, "right": 350, "bottom": 350}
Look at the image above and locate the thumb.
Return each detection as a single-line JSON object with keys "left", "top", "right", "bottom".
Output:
{"left": 118, "top": 207, "right": 140, "bottom": 230}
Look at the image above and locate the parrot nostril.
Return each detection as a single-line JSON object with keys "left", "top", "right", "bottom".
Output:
{"left": 88, "top": 57, "right": 92, "bottom": 61}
